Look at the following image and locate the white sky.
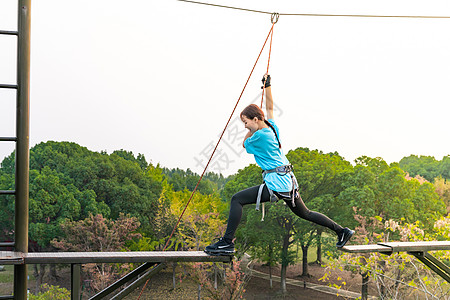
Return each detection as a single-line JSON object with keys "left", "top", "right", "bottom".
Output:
{"left": 1, "top": 0, "right": 449, "bottom": 176}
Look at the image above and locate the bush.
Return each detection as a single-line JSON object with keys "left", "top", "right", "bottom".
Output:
{"left": 28, "top": 284, "right": 70, "bottom": 300}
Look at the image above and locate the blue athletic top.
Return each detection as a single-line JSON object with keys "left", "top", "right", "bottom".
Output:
{"left": 244, "top": 119, "right": 292, "bottom": 192}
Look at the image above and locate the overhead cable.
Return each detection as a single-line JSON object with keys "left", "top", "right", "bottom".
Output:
{"left": 177, "top": 0, "right": 450, "bottom": 19}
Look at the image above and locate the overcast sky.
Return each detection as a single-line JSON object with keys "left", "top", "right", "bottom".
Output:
{"left": 1, "top": 0, "right": 449, "bottom": 176}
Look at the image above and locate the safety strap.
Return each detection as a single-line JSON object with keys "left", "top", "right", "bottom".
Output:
{"left": 256, "top": 183, "right": 278, "bottom": 221}
{"left": 256, "top": 183, "right": 278, "bottom": 211}
{"left": 262, "top": 164, "right": 299, "bottom": 206}
{"left": 256, "top": 164, "right": 300, "bottom": 221}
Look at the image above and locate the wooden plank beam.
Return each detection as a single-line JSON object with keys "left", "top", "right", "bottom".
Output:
{"left": 379, "top": 241, "right": 450, "bottom": 252}
{"left": 0, "top": 251, "right": 24, "bottom": 265}
{"left": 340, "top": 244, "right": 392, "bottom": 254}
{"left": 0, "top": 251, "right": 232, "bottom": 265}
{"left": 341, "top": 241, "right": 450, "bottom": 254}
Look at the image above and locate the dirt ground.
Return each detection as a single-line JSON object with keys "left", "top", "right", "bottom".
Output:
{"left": 129, "top": 261, "right": 378, "bottom": 299}
{"left": 6, "top": 261, "right": 377, "bottom": 299}
{"left": 129, "top": 264, "right": 347, "bottom": 300}
{"left": 252, "top": 262, "right": 378, "bottom": 297}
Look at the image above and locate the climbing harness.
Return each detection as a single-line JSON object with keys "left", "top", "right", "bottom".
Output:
{"left": 256, "top": 164, "right": 300, "bottom": 221}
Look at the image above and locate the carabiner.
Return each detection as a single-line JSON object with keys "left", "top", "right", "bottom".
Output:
{"left": 271, "top": 12, "right": 280, "bottom": 24}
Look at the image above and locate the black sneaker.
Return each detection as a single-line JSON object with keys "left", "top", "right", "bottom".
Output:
{"left": 336, "top": 228, "right": 354, "bottom": 248}
{"left": 205, "top": 238, "right": 235, "bottom": 255}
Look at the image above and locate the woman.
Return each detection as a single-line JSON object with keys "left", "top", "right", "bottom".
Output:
{"left": 205, "top": 74, "right": 353, "bottom": 255}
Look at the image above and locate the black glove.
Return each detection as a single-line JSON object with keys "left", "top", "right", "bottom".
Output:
{"left": 261, "top": 74, "right": 271, "bottom": 89}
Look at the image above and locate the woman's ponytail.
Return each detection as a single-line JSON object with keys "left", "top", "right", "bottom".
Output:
{"left": 264, "top": 119, "right": 281, "bottom": 149}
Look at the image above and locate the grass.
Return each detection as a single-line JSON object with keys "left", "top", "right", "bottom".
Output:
{"left": 0, "top": 265, "right": 14, "bottom": 283}
{"left": 0, "top": 264, "right": 37, "bottom": 295}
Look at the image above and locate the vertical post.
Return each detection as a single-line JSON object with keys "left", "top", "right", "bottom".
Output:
{"left": 14, "top": 0, "right": 31, "bottom": 299}
{"left": 214, "top": 263, "right": 217, "bottom": 290}
{"left": 172, "top": 262, "right": 176, "bottom": 290}
{"left": 71, "top": 264, "right": 81, "bottom": 300}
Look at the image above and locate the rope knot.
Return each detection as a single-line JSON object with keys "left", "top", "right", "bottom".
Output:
{"left": 271, "top": 12, "right": 280, "bottom": 24}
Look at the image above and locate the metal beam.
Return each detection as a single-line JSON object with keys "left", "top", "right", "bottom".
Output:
{"left": 89, "top": 262, "right": 157, "bottom": 300}
{"left": 0, "top": 30, "right": 18, "bottom": 36}
{"left": 14, "top": 0, "right": 31, "bottom": 299}
{"left": 110, "top": 263, "right": 166, "bottom": 300}
{"left": 0, "top": 84, "right": 18, "bottom": 89}
{"left": 0, "top": 191, "right": 16, "bottom": 195}
{"left": 409, "top": 251, "right": 450, "bottom": 283}
{"left": 0, "top": 242, "right": 15, "bottom": 248}
{"left": 0, "top": 137, "right": 18, "bottom": 142}
{"left": 71, "top": 264, "right": 81, "bottom": 300}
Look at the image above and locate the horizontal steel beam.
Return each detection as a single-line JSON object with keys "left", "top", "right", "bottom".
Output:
{"left": 0, "top": 30, "right": 18, "bottom": 36}
{"left": 20, "top": 251, "right": 233, "bottom": 264}
{"left": 90, "top": 262, "right": 157, "bottom": 300}
{"left": 0, "top": 295, "right": 14, "bottom": 300}
{"left": 0, "top": 242, "right": 15, "bottom": 248}
{"left": 0, "top": 191, "right": 16, "bottom": 195}
{"left": 0, "top": 137, "right": 17, "bottom": 142}
{"left": 410, "top": 251, "right": 450, "bottom": 283}
{"left": 110, "top": 263, "right": 166, "bottom": 300}
{"left": 0, "top": 84, "right": 18, "bottom": 89}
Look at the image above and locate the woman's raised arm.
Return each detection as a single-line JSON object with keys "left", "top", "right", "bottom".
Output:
{"left": 263, "top": 74, "right": 274, "bottom": 119}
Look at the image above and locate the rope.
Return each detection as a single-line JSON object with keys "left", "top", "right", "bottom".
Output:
{"left": 137, "top": 23, "right": 276, "bottom": 300}
{"left": 260, "top": 18, "right": 275, "bottom": 108}
{"left": 177, "top": 0, "right": 450, "bottom": 19}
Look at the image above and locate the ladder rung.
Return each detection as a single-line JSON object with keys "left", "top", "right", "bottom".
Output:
{"left": 0, "top": 190, "right": 15, "bottom": 195}
{"left": 0, "top": 242, "right": 14, "bottom": 248}
{"left": 0, "top": 84, "right": 18, "bottom": 89}
{"left": 0, "top": 137, "right": 17, "bottom": 142}
{"left": 0, "top": 30, "right": 18, "bottom": 36}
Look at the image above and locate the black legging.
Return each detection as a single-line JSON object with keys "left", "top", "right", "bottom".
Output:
{"left": 223, "top": 185, "right": 343, "bottom": 241}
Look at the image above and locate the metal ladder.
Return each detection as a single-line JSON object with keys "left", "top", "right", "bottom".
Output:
{"left": 0, "top": 1, "right": 31, "bottom": 299}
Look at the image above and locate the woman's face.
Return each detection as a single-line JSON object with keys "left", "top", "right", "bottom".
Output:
{"left": 241, "top": 115, "right": 259, "bottom": 133}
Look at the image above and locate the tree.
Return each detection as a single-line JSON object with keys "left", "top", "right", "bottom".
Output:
{"left": 434, "top": 176, "right": 450, "bottom": 213}
{"left": 239, "top": 206, "right": 283, "bottom": 289}
{"left": 0, "top": 167, "right": 14, "bottom": 241}
{"left": 340, "top": 156, "right": 446, "bottom": 231}
{"left": 287, "top": 148, "right": 353, "bottom": 274}
{"left": 162, "top": 167, "right": 227, "bottom": 195}
{"left": 169, "top": 189, "right": 227, "bottom": 251}
{"left": 323, "top": 214, "right": 450, "bottom": 300}
{"left": 399, "top": 155, "right": 443, "bottom": 182}
{"left": 52, "top": 214, "right": 141, "bottom": 292}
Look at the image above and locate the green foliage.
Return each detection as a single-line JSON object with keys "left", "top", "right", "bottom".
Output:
{"left": 163, "top": 167, "right": 228, "bottom": 195}
{"left": 340, "top": 156, "right": 446, "bottom": 231}
{"left": 28, "top": 284, "right": 70, "bottom": 300}
{"left": 323, "top": 215, "right": 450, "bottom": 299}
{"left": 127, "top": 236, "right": 165, "bottom": 251}
{"left": 0, "top": 141, "right": 166, "bottom": 246}
{"left": 190, "top": 261, "right": 248, "bottom": 300}
{"left": 51, "top": 213, "right": 141, "bottom": 252}
{"left": 239, "top": 204, "right": 283, "bottom": 265}
{"left": 169, "top": 189, "right": 227, "bottom": 250}
{"left": 434, "top": 177, "right": 450, "bottom": 213}
{"left": 399, "top": 154, "right": 450, "bottom": 182}
{"left": 0, "top": 168, "right": 14, "bottom": 240}
{"left": 51, "top": 213, "right": 141, "bottom": 292}
{"left": 287, "top": 147, "right": 353, "bottom": 228}
{"left": 221, "top": 164, "right": 261, "bottom": 201}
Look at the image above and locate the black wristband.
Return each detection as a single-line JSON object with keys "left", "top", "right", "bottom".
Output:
{"left": 261, "top": 75, "right": 271, "bottom": 89}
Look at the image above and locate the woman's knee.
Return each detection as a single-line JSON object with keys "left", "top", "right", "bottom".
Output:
{"left": 287, "top": 199, "right": 311, "bottom": 219}
{"left": 230, "top": 193, "right": 242, "bottom": 205}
